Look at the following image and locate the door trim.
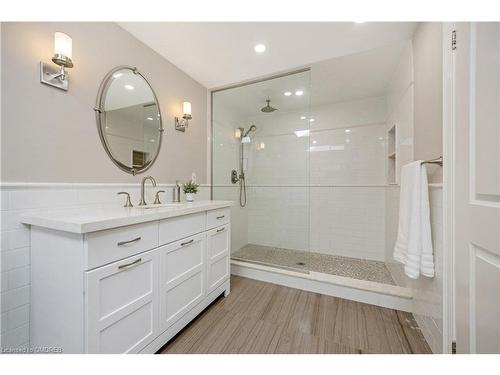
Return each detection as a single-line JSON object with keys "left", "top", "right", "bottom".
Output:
{"left": 443, "top": 21, "right": 457, "bottom": 354}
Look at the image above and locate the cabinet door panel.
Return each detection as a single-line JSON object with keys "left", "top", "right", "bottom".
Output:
{"left": 85, "top": 249, "right": 159, "bottom": 353}
{"left": 99, "top": 302, "right": 155, "bottom": 354}
{"left": 159, "top": 233, "right": 206, "bottom": 331}
{"left": 207, "top": 225, "right": 230, "bottom": 294}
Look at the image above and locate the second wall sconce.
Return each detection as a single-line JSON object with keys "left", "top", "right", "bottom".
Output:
{"left": 175, "top": 101, "right": 192, "bottom": 132}
{"left": 40, "top": 32, "right": 74, "bottom": 91}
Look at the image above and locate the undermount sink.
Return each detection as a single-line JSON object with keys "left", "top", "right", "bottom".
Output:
{"left": 135, "top": 203, "right": 185, "bottom": 210}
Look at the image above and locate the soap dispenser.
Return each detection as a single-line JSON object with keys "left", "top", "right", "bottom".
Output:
{"left": 172, "top": 180, "right": 181, "bottom": 203}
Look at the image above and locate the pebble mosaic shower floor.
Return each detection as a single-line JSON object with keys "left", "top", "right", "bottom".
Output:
{"left": 232, "top": 244, "right": 396, "bottom": 285}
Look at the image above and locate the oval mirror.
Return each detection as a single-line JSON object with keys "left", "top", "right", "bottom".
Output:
{"left": 95, "top": 66, "right": 163, "bottom": 175}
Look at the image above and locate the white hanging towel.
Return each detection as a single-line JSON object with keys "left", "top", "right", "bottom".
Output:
{"left": 393, "top": 161, "right": 435, "bottom": 279}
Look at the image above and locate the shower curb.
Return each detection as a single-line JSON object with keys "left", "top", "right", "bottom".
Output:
{"left": 231, "top": 260, "right": 413, "bottom": 312}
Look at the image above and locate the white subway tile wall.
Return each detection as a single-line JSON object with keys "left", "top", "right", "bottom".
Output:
{"left": 310, "top": 186, "right": 386, "bottom": 260}
{"left": 0, "top": 183, "right": 211, "bottom": 349}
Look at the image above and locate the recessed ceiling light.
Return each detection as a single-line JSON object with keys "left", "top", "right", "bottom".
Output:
{"left": 309, "top": 118, "right": 315, "bottom": 122}
{"left": 312, "top": 140, "right": 317, "bottom": 144}
{"left": 254, "top": 44, "right": 266, "bottom": 53}
{"left": 295, "top": 90, "right": 304, "bottom": 96}
{"left": 113, "top": 73, "right": 123, "bottom": 78}
{"left": 345, "top": 129, "right": 351, "bottom": 133}
{"left": 149, "top": 139, "right": 155, "bottom": 142}
{"left": 284, "top": 91, "right": 292, "bottom": 96}
{"left": 147, "top": 117, "right": 153, "bottom": 121}
{"left": 124, "top": 84, "right": 134, "bottom": 90}
{"left": 300, "top": 116, "right": 306, "bottom": 120}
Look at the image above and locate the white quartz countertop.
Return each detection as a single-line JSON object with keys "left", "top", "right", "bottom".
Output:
{"left": 20, "top": 200, "right": 233, "bottom": 234}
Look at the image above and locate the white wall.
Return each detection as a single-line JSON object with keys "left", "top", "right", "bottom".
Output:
{"left": 386, "top": 40, "right": 414, "bottom": 183}
{"left": 1, "top": 22, "right": 208, "bottom": 184}
{"left": 384, "top": 23, "right": 444, "bottom": 353}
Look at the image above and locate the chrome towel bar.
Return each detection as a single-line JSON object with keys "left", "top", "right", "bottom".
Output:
{"left": 421, "top": 156, "right": 443, "bottom": 167}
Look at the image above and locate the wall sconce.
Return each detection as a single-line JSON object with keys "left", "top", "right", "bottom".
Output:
{"left": 234, "top": 128, "right": 243, "bottom": 139}
{"left": 175, "top": 101, "right": 192, "bottom": 132}
{"left": 40, "top": 32, "right": 74, "bottom": 91}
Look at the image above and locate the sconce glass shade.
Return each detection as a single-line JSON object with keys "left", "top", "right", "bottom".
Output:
{"left": 182, "top": 101, "right": 192, "bottom": 119}
{"left": 54, "top": 32, "right": 72, "bottom": 59}
{"left": 52, "top": 32, "right": 73, "bottom": 68}
{"left": 234, "top": 128, "right": 242, "bottom": 139}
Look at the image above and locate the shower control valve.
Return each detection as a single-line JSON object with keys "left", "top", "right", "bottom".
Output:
{"left": 231, "top": 170, "right": 240, "bottom": 184}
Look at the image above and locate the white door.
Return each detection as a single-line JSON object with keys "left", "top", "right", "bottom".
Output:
{"left": 455, "top": 22, "right": 500, "bottom": 353}
{"left": 159, "top": 232, "right": 206, "bottom": 332}
{"left": 85, "top": 249, "right": 159, "bottom": 353}
{"left": 207, "top": 224, "right": 230, "bottom": 294}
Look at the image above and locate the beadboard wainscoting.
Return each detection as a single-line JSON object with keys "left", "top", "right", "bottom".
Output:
{"left": 0, "top": 182, "right": 211, "bottom": 349}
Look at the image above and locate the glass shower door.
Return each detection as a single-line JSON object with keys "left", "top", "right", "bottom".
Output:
{"left": 212, "top": 70, "right": 311, "bottom": 271}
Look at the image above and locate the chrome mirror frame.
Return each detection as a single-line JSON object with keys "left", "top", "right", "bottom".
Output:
{"left": 94, "top": 66, "right": 164, "bottom": 175}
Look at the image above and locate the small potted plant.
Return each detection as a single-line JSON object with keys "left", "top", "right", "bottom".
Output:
{"left": 182, "top": 180, "right": 200, "bottom": 202}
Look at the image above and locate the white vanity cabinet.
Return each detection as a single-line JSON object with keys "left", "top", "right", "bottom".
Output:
{"left": 23, "top": 201, "right": 232, "bottom": 354}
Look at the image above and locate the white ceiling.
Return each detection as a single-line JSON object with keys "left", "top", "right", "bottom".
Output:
{"left": 119, "top": 22, "right": 417, "bottom": 88}
{"left": 213, "top": 42, "right": 407, "bottom": 117}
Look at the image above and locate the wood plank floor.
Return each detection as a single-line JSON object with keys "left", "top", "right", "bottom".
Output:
{"left": 160, "top": 276, "right": 432, "bottom": 354}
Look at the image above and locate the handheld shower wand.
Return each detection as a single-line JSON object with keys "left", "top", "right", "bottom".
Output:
{"left": 231, "top": 125, "right": 257, "bottom": 207}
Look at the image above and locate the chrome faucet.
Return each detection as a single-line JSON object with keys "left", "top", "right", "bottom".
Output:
{"left": 139, "top": 176, "right": 157, "bottom": 206}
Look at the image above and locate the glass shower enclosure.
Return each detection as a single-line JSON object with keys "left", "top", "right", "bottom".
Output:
{"left": 211, "top": 69, "right": 312, "bottom": 270}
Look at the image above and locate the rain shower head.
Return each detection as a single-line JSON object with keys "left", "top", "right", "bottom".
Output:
{"left": 261, "top": 99, "right": 277, "bottom": 113}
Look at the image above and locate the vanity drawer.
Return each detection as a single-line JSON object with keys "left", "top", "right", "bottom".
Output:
{"left": 206, "top": 208, "right": 230, "bottom": 229}
{"left": 159, "top": 212, "right": 205, "bottom": 245}
{"left": 85, "top": 221, "right": 159, "bottom": 270}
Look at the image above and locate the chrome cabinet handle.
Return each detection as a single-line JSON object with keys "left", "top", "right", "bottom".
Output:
{"left": 180, "top": 239, "right": 194, "bottom": 247}
{"left": 216, "top": 215, "right": 225, "bottom": 219}
{"left": 217, "top": 227, "right": 225, "bottom": 233}
{"left": 118, "top": 258, "right": 142, "bottom": 270}
{"left": 117, "top": 237, "right": 141, "bottom": 246}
